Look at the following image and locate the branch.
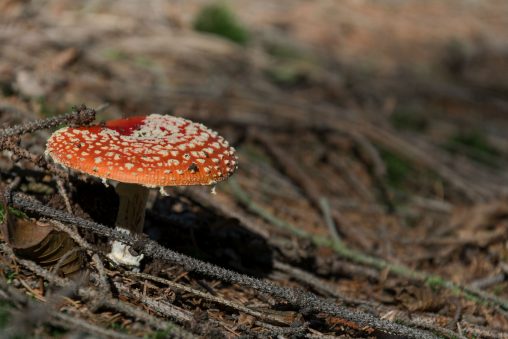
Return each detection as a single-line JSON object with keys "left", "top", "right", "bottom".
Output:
{"left": 0, "top": 105, "right": 96, "bottom": 140}
{"left": 125, "top": 271, "right": 293, "bottom": 326}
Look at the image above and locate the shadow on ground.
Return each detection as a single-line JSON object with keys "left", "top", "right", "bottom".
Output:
{"left": 73, "top": 181, "right": 273, "bottom": 277}
{"left": 147, "top": 195, "right": 273, "bottom": 277}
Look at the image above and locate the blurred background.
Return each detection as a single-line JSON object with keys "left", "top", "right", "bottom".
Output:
{"left": 2, "top": 0, "right": 508, "bottom": 336}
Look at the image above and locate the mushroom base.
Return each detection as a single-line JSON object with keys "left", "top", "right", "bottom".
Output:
{"left": 108, "top": 229, "right": 144, "bottom": 268}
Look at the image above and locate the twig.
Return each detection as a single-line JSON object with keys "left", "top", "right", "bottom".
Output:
{"left": 125, "top": 271, "right": 293, "bottom": 326}
{"left": 306, "top": 330, "right": 342, "bottom": 339}
{"left": 0, "top": 138, "right": 68, "bottom": 179}
{"left": 346, "top": 131, "right": 386, "bottom": 179}
{"left": 459, "top": 321, "right": 508, "bottom": 339}
{"left": 328, "top": 132, "right": 394, "bottom": 211}
{"left": 50, "top": 247, "right": 81, "bottom": 276}
{"left": 10, "top": 192, "right": 438, "bottom": 339}
{"left": 109, "top": 277, "right": 193, "bottom": 323}
{"left": 319, "top": 197, "right": 342, "bottom": 245}
{"left": 0, "top": 177, "right": 21, "bottom": 243}
{"left": 0, "top": 105, "right": 96, "bottom": 139}
{"left": 253, "top": 320, "right": 308, "bottom": 337}
{"left": 95, "top": 103, "right": 110, "bottom": 113}
{"left": 55, "top": 177, "right": 72, "bottom": 214}
{"left": 252, "top": 130, "right": 325, "bottom": 212}
{"left": 401, "top": 315, "right": 468, "bottom": 339}
{"left": 52, "top": 312, "right": 138, "bottom": 339}
{"left": 50, "top": 219, "right": 92, "bottom": 251}
{"left": 469, "top": 273, "right": 505, "bottom": 290}
{"left": 2, "top": 176, "right": 21, "bottom": 205}
{"left": 92, "top": 253, "right": 111, "bottom": 295}
{"left": 51, "top": 220, "right": 111, "bottom": 300}
{"left": 273, "top": 260, "right": 347, "bottom": 301}
{"left": 326, "top": 153, "right": 374, "bottom": 202}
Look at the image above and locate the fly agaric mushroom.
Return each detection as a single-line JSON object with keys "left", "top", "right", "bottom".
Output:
{"left": 46, "top": 114, "right": 238, "bottom": 267}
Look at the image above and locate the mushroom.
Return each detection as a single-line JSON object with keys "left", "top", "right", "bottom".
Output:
{"left": 46, "top": 114, "right": 238, "bottom": 267}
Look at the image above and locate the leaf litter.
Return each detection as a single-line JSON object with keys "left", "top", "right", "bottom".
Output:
{"left": 2, "top": 1, "right": 508, "bottom": 338}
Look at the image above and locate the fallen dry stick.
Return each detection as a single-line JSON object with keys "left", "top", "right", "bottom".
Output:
{"left": 0, "top": 105, "right": 96, "bottom": 140}
{"left": 125, "top": 271, "right": 293, "bottom": 326}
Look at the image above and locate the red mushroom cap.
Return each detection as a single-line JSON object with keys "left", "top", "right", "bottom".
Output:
{"left": 46, "top": 114, "right": 238, "bottom": 187}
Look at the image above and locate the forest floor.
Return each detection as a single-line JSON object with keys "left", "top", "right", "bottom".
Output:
{"left": 1, "top": 0, "right": 508, "bottom": 338}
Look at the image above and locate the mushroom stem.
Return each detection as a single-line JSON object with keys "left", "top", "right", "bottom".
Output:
{"left": 114, "top": 182, "right": 149, "bottom": 234}
{"left": 107, "top": 182, "right": 148, "bottom": 268}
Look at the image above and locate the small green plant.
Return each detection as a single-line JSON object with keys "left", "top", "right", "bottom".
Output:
{"left": 426, "top": 275, "right": 445, "bottom": 292}
{"left": 444, "top": 130, "right": 501, "bottom": 167}
{"left": 5, "top": 270, "right": 16, "bottom": 285}
{"left": 193, "top": 3, "right": 249, "bottom": 45}
{"left": 0, "top": 205, "right": 26, "bottom": 224}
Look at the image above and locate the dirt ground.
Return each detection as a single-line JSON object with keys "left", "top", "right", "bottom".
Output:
{"left": 1, "top": 0, "right": 508, "bottom": 338}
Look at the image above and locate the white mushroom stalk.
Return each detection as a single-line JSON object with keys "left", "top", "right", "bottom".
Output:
{"left": 107, "top": 183, "right": 149, "bottom": 266}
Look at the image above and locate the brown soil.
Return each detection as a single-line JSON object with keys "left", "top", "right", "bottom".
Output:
{"left": 1, "top": 1, "right": 508, "bottom": 338}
